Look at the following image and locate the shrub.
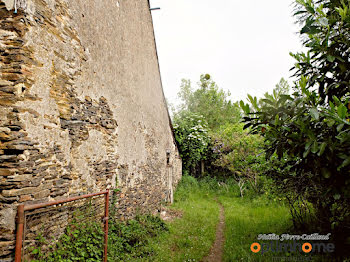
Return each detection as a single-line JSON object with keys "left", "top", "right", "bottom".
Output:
{"left": 173, "top": 112, "right": 210, "bottom": 176}
{"left": 31, "top": 214, "right": 168, "bottom": 262}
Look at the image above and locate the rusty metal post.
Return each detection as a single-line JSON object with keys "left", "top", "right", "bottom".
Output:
{"left": 104, "top": 190, "right": 109, "bottom": 262}
{"left": 15, "top": 204, "right": 25, "bottom": 262}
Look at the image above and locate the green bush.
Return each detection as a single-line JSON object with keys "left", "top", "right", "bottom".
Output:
{"left": 108, "top": 215, "right": 168, "bottom": 261}
{"left": 30, "top": 219, "right": 104, "bottom": 262}
{"left": 206, "top": 123, "right": 267, "bottom": 195}
{"left": 31, "top": 214, "right": 168, "bottom": 262}
{"left": 173, "top": 112, "right": 210, "bottom": 176}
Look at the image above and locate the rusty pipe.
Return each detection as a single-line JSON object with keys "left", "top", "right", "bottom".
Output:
{"left": 23, "top": 191, "right": 109, "bottom": 211}
{"left": 104, "top": 190, "right": 109, "bottom": 262}
{"left": 15, "top": 204, "right": 24, "bottom": 262}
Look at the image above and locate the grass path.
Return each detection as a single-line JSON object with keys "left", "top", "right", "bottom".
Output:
{"left": 219, "top": 195, "right": 292, "bottom": 262}
{"left": 145, "top": 191, "right": 219, "bottom": 262}
{"left": 202, "top": 200, "right": 225, "bottom": 262}
{"left": 143, "top": 178, "right": 292, "bottom": 261}
{"left": 149, "top": 194, "right": 291, "bottom": 262}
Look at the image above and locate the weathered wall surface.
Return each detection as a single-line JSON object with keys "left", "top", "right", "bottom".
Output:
{"left": 0, "top": 0, "right": 182, "bottom": 260}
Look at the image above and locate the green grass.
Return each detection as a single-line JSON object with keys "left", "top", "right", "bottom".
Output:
{"left": 145, "top": 177, "right": 220, "bottom": 261}
{"left": 218, "top": 195, "right": 293, "bottom": 262}
{"left": 147, "top": 176, "right": 297, "bottom": 262}
{"left": 29, "top": 176, "right": 334, "bottom": 261}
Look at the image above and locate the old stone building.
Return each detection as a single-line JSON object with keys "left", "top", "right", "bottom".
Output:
{"left": 0, "top": 0, "right": 182, "bottom": 260}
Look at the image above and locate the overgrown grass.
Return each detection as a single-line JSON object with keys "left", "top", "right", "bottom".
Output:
{"left": 145, "top": 176, "right": 220, "bottom": 261}
{"left": 30, "top": 176, "right": 301, "bottom": 261}
{"left": 148, "top": 176, "right": 296, "bottom": 262}
{"left": 219, "top": 195, "right": 293, "bottom": 262}
{"left": 108, "top": 215, "right": 169, "bottom": 261}
{"left": 30, "top": 214, "right": 168, "bottom": 262}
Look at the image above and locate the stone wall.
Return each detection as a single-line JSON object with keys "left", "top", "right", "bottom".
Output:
{"left": 0, "top": 0, "right": 182, "bottom": 260}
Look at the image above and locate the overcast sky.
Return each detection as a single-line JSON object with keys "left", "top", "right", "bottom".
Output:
{"left": 149, "top": 0, "right": 304, "bottom": 105}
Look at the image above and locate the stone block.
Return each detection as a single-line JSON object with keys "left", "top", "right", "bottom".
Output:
{"left": 0, "top": 169, "right": 15, "bottom": 176}
{"left": 2, "top": 187, "right": 37, "bottom": 197}
{"left": 8, "top": 174, "right": 31, "bottom": 182}
{"left": 19, "top": 194, "right": 33, "bottom": 202}
{"left": 0, "top": 132, "right": 10, "bottom": 141}
{"left": 33, "top": 189, "right": 50, "bottom": 199}
{"left": 0, "top": 241, "right": 14, "bottom": 256}
{"left": 0, "top": 195, "right": 18, "bottom": 203}
{"left": 0, "top": 207, "right": 15, "bottom": 231}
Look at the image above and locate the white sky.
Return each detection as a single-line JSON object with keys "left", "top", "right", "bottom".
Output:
{"left": 149, "top": 0, "right": 304, "bottom": 105}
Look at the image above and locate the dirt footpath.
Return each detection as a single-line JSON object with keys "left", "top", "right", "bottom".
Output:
{"left": 202, "top": 201, "right": 225, "bottom": 262}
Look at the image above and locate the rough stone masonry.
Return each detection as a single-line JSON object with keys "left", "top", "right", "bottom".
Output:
{"left": 0, "top": 0, "right": 182, "bottom": 260}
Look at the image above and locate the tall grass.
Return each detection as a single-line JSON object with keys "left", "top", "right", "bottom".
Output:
{"left": 219, "top": 195, "right": 293, "bottom": 262}
{"left": 149, "top": 176, "right": 294, "bottom": 262}
{"left": 30, "top": 176, "right": 323, "bottom": 261}
{"left": 145, "top": 176, "right": 220, "bottom": 261}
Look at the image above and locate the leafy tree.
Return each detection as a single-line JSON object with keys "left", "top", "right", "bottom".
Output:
{"left": 274, "top": 77, "right": 290, "bottom": 95}
{"left": 176, "top": 74, "right": 241, "bottom": 130}
{"left": 174, "top": 74, "right": 246, "bottom": 178}
{"left": 174, "top": 74, "right": 268, "bottom": 182}
{"left": 173, "top": 112, "right": 210, "bottom": 176}
{"left": 241, "top": 0, "right": 350, "bottom": 256}
{"left": 240, "top": 78, "right": 291, "bottom": 113}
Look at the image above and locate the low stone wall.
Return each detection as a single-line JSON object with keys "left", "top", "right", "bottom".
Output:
{"left": 0, "top": 0, "right": 182, "bottom": 260}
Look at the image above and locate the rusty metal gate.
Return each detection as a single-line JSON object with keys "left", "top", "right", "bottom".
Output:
{"left": 15, "top": 190, "right": 110, "bottom": 262}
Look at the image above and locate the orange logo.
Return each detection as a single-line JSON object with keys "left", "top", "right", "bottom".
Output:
{"left": 250, "top": 243, "right": 261, "bottom": 253}
{"left": 302, "top": 243, "right": 312, "bottom": 253}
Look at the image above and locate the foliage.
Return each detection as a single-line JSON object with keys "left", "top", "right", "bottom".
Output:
{"left": 176, "top": 74, "right": 241, "bottom": 131}
{"left": 242, "top": 82, "right": 350, "bottom": 228}
{"left": 147, "top": 176, "right": 220, "bottom": 262}
{"left": 219, "top": 195, "right": 291, "bottom": 262}
{"left": 274, "top": 77, "right": 290, "bottom": 96}
{"left": 174, "top": 175, "right": 242, "bottom": 199}
{"left": 173, "top": 74, "right": 257, "bottom": 179}
{"left": 207, "top": 123, "right": 266, "bottom": 195}
{"left": 31, "top": 219, "right": 104, "bottom": 262}
{"left": 146, "top": 176, "right": 291, "bottom": 261}
{"left": 173, "top": 112, "right": 210, "bottom": 175}
{"left": 31, "top": 214, "right": 168, "bottom": 262}
{"left": 241, "top": 0, "right": 350, "bottom": 255}
{"left": 291, "top": 0, "right": 350, "bottom": 102}
{"left": 107, "top": 215, "right": 168, "bottom": 261}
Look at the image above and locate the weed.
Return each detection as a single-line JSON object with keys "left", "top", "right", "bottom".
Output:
{"left": 30, "top": 214, "right": 168, "bottom": 262}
